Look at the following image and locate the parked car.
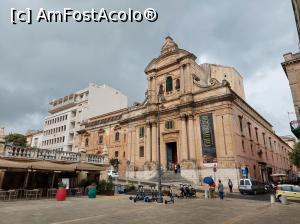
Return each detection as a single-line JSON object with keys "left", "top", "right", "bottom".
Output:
{"left": 275, "top": 184, "right": 300, "bottom": 202}
{"left": 239, "top": 178, "right": 266, "bottom": 195}
{"left": 107, "top": 170, "right": 119, "bottom": 178}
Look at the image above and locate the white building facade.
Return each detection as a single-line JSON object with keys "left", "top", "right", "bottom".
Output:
{"left": 41, "top": 83, "right": 127, "bottom": 152}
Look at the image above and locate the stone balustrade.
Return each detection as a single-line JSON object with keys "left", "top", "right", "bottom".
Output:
{"left": 1, "top": 144, "right": 107, "bottom": 165}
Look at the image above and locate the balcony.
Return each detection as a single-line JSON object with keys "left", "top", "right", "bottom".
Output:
{"left": 48, "top": 95, "right": 76, "bottom": 114}
{"left": 1, "top": 144, "right": 107, "bottom": 165}
{"left": 290, "top": 120, "right": 300, "bottom": 139}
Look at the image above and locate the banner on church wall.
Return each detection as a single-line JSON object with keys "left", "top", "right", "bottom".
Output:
{"left": 200, "top": 113, "right": 217, "bottom": 163}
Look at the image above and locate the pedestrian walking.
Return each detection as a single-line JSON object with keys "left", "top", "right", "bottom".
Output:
{"left": 174, "top": 164, "right": 178, "bottom": 174}
{"left": 228, "top": 179, "right": 233, "bottom": 193}
{"left": 177, "top": 164, "right": 181, "bottom": 173}
{"left": 209, "top": 181, "right": 216, "bottom": 199}
{"left": 218, "top": 180, "right": 224, "bottom": 200}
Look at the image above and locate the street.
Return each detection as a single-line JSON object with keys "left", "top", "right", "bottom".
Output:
{"left": 0, "top": 194, "right": 299, "bottom": 224}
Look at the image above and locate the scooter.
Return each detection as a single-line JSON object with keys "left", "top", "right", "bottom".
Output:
{"left": 144, "top": 186, "right": 159, "bottom": 202}
{"left": 129, "top": 185, "right": 146, "bottom": 202}
{"left": 178, "top": 184, "right": 196, "bottom": 198}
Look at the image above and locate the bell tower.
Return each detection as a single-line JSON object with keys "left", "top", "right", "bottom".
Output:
{"left": 144, "top": 36, "right": 197, "bottom": 106}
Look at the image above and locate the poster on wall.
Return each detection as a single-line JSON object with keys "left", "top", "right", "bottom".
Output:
{"left": 200, "top": 113, "right": 217, "bottom": 164}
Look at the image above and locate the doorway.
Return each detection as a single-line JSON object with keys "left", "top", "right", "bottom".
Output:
{"left": 166, "top": 142, "right": 178, "bottom": 170}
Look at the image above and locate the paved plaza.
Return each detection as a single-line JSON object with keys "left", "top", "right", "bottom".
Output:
{"left": 0, "top": 194, "right": 299, "bottom": 224}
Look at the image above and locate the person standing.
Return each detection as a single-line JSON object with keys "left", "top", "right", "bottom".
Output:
{"left": 218, "top": 180, "right": 224, "bottom": 200}
{"left": 228, "top": 179, "right": 233, "bottom": 193}
{"left": 209, "top": 181, "right": 216, "bottom": 199}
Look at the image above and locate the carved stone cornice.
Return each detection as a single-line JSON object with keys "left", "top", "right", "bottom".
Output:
{"left": 192, "top": 74, "right": 230, "bottom": 89}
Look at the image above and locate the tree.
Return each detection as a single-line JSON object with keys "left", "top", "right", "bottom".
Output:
{"left": 289, "top": 142, "right": 300, "bottom": 168}
{"left": 5, "top": 133, "right": 27, "bottom": 147}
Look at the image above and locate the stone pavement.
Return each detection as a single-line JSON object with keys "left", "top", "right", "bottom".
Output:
{"left": 0, "top": 195, "right": 299, "bottom": 224}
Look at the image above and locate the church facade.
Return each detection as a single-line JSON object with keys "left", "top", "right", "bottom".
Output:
{"left": 77, "top": 37, "right": 293, "bottom": 186}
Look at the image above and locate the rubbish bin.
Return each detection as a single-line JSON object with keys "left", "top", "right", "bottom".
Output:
{"left": 88, "top": 187, "right": 97, "bottom": 199}
{"left": 56, "top": 188, "right": 67, "bottom": 201}
{"left": 281, "top": 196, "right": 288, "bottom": 205}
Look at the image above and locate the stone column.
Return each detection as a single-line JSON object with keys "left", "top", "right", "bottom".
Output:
{"left": 151, "top": 123, "right": 157, "bottom": 162}
{"left": 180, "top": 65, "right": 185, "bottom": 94}
{"left": 188, "top": 115, "right": 196, "bottom": 160}
{"left": 146, "top": 124, "right": 151, "bottom": 162}
{"left": 127, "top": 128, "right": 132, "bottom": 162}
{"left": 180, "top": 115, "right": 188, "bottom": 161}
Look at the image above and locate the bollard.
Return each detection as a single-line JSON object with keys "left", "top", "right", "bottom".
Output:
{"left": 281, "top": 196, "right": 288, "bottom": 205}
{"left": 270, "top": 194, "right": 275, "bottom": 204}
{"left": 204, "top": 190, "right": 208, "bottom": 199}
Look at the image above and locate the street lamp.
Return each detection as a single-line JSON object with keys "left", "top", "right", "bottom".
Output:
{"left": 156, "top": 88, "right": 165, "bottom": 203}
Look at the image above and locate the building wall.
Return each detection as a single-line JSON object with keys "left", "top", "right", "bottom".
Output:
{"left": 87, "top": 84, "right": 128, "bottom": 119}
{"left": 42, "top": 84, "right": 128, "bottom": 152}
{"left": 78, "top": 37, "right": 294, "bottom": 187}
{"left": 209, "top": 64, "right": 245, "bottom": 100}
{"left": 282, "top": 53, "right": 300, "bottom": 120}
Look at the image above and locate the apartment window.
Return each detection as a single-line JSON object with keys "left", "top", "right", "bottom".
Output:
{"left": 98, "top": 135, "right": 103, "bottom": 144}
{"left": 247, "top": 122, "right": 252, "bottom": 139}
{"left": 115, "top": 151, "right": 119, "bottom": 158}
{"left": 251, "top": 144, "right": 253, "bottom": 155}
{"left": 139, "top": 146, "right": 144, "bottom": 157}
{"left": 238, "top": 116, "right": 243, "bottom": 134}
{"left": 166, "top": 76, "right": 173, "bottom": 92}
{"left": 115, "top": 132, "right": 120, "bottom": 141}
{"left": 269, "top": 137, "right": 272, "bottom": 150}
{"left": 85, "top": 138, "right": 89, "bottom": 146}
{"left": 165, "top": 120, "right": 175, "bottom": 129}
{"left": 262, "top": 133, "right": 266, "bottom": 146}
{"left": 255, "top": 127, "right": 259, "bottom": 142}
{"left": 139, "top": 127, "right": 145, "bottom": 138}
{"left": 242, "top": 140, "right": 245, "bottom": 152}
{"left": 62, "top": 136, "right": 65, "bottom": 142}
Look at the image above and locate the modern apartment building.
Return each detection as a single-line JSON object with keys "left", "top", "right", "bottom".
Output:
{"left": 41, "top": 83, "right": 127, "bottom": 152}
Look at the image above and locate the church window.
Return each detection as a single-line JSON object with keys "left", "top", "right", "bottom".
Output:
{"left": 115, "top": 132, "right": 120, "bottom": 141}
{"left": 165, "top": 120, "right": 175, "bottom": 129}
{"left": 85, "top": 138, "right": 89, "bottom": 147}
{"left": 166, "top": 76, "right": 173, "bottom": 92}
{"left": 98, "top": 135, "right": 103, "bottom": 144}
{"left": 175, "top": 79, "right": 180, "bottom": 90}
{"left": 139, "top": 146, "right": 144, "bottom": 157}
{"left": 139, "top": 127, "right": 144, "bottom": 138}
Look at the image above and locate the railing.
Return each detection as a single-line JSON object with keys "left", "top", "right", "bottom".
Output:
{"left": 2, "top": 144, "right": 107, "bottom": 165}
{"left": 86, "top": 154, "right": 106, "bottom": 164}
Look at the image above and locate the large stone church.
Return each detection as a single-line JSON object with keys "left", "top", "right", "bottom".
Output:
{"left": 77, "top": 37, "right": 293, "bottom": 186}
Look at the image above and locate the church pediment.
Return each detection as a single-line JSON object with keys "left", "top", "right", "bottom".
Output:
{"left": 145, "top": 37, "right": 196, "bottom": 73}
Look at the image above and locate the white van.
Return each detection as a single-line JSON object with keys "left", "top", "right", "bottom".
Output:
{"left": 239, "top": 178, "right": 266, "bottom": 195}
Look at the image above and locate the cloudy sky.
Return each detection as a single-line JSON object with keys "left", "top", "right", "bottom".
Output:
{"left": 0, "top": 0, "right": 298, "bottom": 136}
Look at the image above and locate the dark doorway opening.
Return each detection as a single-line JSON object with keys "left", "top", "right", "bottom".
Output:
{"left": 166, "top": 142, "right": 177, "bottom": 170}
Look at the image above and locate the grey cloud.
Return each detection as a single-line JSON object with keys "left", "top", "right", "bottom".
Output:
{"left": 0, "top": 0, "right": 298, "bottom": 136}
